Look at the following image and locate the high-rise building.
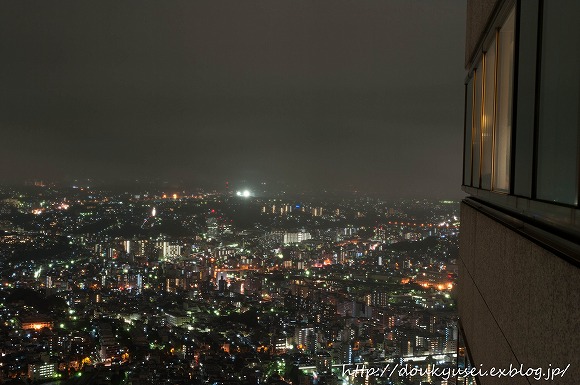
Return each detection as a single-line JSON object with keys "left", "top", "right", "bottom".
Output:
{"left": 283, "top": 231, "right": 312, "bottom": 244}
{"left": 157, "top": 241, "right": 181, "bottom": 260}
{"left": 294, "top": 326, "right": 316, "bottom": 353}
{"left": 460, "top": 1, "right": 580, "bottom": 384}
{"left": 123, "top": 240, "right": 132, "bottom": 254}
{"left": 27, "top": 363, "right": 57, "bottom": 381}
{"left": 206, "top": 217, "right": 219, "bottom": 239}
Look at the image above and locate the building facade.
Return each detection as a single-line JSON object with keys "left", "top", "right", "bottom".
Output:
{"left": 460, "top": 0, "right": 580, "bottom": 384}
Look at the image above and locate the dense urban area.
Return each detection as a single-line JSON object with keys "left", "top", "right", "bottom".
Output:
{"left": 0, "top": 182, "right": 464, "bottom": 385}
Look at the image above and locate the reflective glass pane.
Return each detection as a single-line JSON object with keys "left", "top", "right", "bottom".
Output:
{"left": 472, "top": 68, "right": 482, "bottom": 187}
{"left": 493, "top": 8, "right": 515, "bottom": 192}
{"left": 464, "top": 79, "right": 473, "bottom": 185}
{"left": 481, "top": 42, "right": 496, "bottom": 190}
{"left": 536, "top": 0, "right": 580, "bottom": 205}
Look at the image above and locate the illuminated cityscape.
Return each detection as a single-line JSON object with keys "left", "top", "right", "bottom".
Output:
{"left": 0, "top": 184, "right": 460, "bottom": 384}
{"left": 2, "top": 0, "right": 579, "bottom": 384}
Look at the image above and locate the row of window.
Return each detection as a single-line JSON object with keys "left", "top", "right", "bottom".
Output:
{"left": 463, "top": 0, "right": 580, "bottom": 207}
{"left": 463, "top": 7, "right": 515, "bottom": 193}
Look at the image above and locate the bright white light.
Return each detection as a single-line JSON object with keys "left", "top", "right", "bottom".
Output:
{"left": 151, "top": 207, "right": 156, "bottom": 217}
{"left": 236, "top": 191, "right": 242, "bottom": 196}
{"left": 242, "top": 190, "right": 250, "bottom": 197}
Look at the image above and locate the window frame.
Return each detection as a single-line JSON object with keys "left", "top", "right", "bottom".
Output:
{"left": 462, "top": 2, "right": 517, "bottom": 196}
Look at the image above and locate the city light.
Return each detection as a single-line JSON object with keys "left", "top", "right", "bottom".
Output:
{"left": 0, "top": 186, "right": 460, "bottom": 383}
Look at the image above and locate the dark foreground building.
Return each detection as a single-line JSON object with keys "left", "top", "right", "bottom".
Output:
{"left": 460, "top": 1, "right": 579, "bottom": 384}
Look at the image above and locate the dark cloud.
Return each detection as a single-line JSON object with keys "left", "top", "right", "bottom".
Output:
{"left": 0, "top": 0, "right": 466, "bottom": 198}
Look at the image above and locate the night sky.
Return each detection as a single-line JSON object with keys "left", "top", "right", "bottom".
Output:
{"left": 0, "top": 1, "right": 466, "bottom": 198}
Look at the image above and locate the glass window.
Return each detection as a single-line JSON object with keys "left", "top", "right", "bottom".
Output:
{"left": 513, "top": 0, "right": 540, "bottom": 198}
{"left": 481, "top": 40, "right": 496, "bottom": 190}
{"left": 464, "top": 79, "right": 473, "bottom": 186}
{"left": 471, "top": 68, "right": 482, "bottom": 188}
{"left": 493, "top": 8, "right": 515, "bottom": 192}
{"left": 536, "top": 0, "right": 580, "bottom": 205}
{"left": 464, "top": 6, "right": 515, "bottom": 193}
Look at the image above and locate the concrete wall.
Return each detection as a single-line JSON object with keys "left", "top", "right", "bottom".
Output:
{"left": 459, "top": 202, "right": 580, "bottom": 385}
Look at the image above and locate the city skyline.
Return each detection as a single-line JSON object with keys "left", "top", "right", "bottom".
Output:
{"left": 0, "top": 1, "right": 466, "bottom": 199}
